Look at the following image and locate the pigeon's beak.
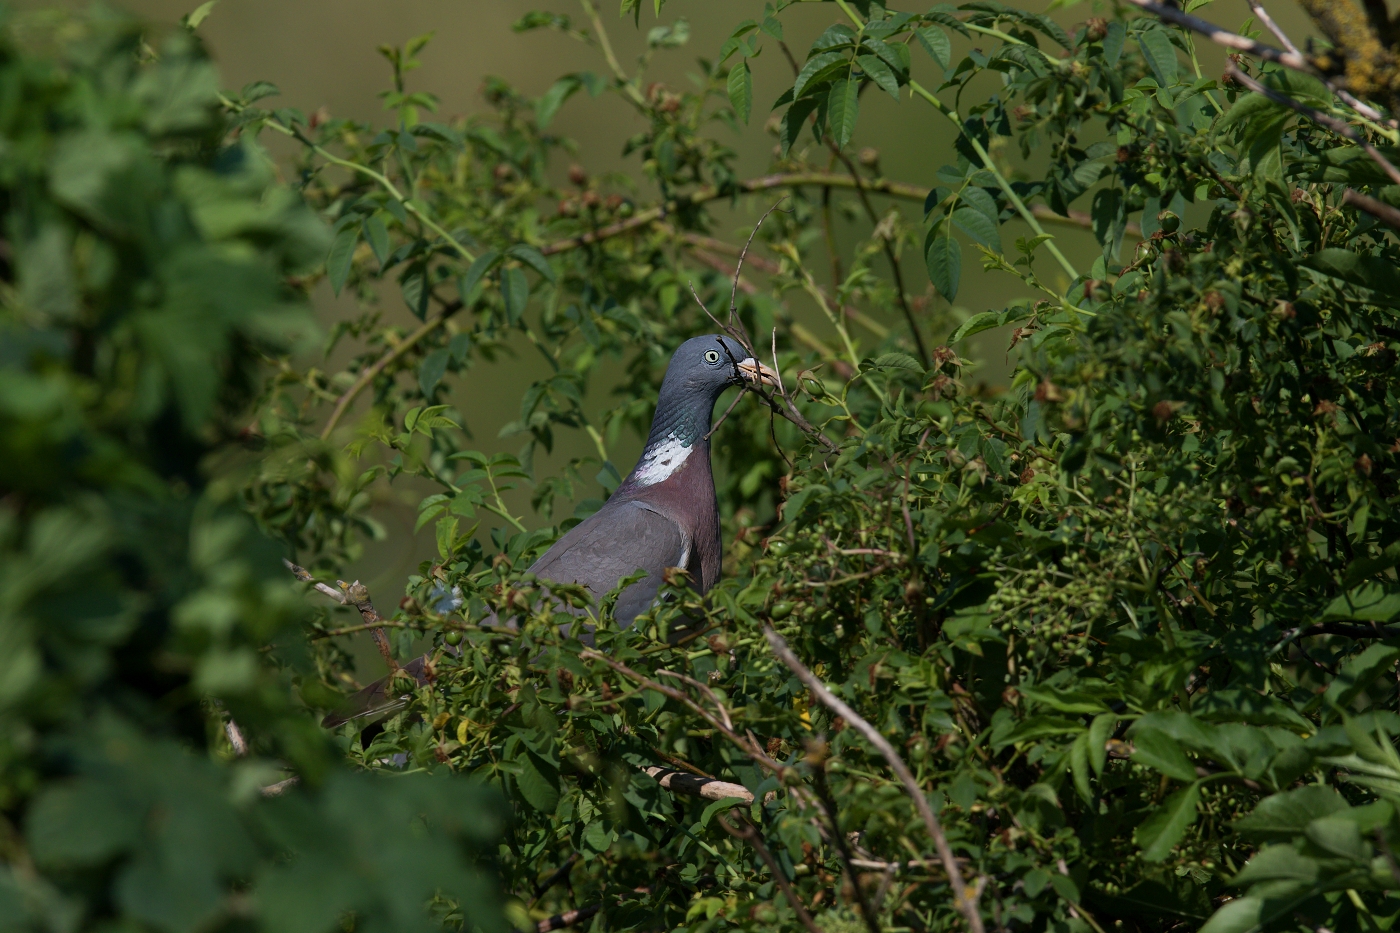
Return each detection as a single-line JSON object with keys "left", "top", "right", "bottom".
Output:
{"left": 736, "top": 357, "right": 781, "bottom": 388}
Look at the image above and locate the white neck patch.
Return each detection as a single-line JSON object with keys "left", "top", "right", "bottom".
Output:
{"left": 631, "top": 434, "right": 692, "bottom": 487}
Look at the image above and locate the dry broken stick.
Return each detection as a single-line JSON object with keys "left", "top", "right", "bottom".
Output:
{"left": 285, "top": 559, "right": 395, "bottom": 666}
{"left": 642, "top": 767, "right": 753, "bottom": 804}
{"left": 764, "top": 626, "right": 987, "bottom": 933}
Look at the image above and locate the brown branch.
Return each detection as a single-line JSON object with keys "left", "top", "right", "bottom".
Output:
{"left": 529, "top": 853, "right": 580, "bottom": 909}
{"left": 1247, "top": 0, "right": 1303, "bottom": 57}
{"left": 716, "top": 813, "right": 823, "bottom": 933}
{"left": 1344, "top": 187, "right": 1400, "bottom": 231}
{"left": 764, "top": 627, "right": 987, "bottom": 933}
{"left": 536, "top": 904, "right": 600, "bottom": 933}
{"left": 1225, "top": 62, "right": 1400, "bottom": 186}
{"left": 828, "top": 141, "right": 929, "bottom": 365}
{"left": 285, "top": 559, "right": 395, "bottom": 666}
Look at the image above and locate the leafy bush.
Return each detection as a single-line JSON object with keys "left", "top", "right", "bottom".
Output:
{"left": 0, "top": 12, "right": 501, "bottom": 933}
{"left": 13, "top": 0, "right": 1400, "bottom": 932}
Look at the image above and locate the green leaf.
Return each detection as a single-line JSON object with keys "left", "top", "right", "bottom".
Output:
{"left": 1199, "top": 897, "right": 1264, "bottom": 933}
{"left": 1305, "top": 815, "right": 1368, "bottom": 861}
{"left": 507, "top": 244, "right": 556, "bottom": 282}
{"left": 1102, "top": 22, "right": 1126, "bottom": 64}
{"left": 181, "top": 1, "right": 218, "bottom": 29}
{"left": 699, "top": 796, "right": 745, "bottom": 827}
{"left": 780, "top": 97, "right": 819, "bottom": 156}
{"left": 1233, "top": 785, "right": 1348, "bottom": 839}
{"left": 827, "top": 78, "right": 859, "bottom": 149}
{"left": 794, "top": 51, "right": 846, "bottom": 99}
{"left": 515, "top": 753, "right": 560, "bottom": 814}
{"left": 1070, "top": 732, "right": 1093, "bottom": 804}
{"left": 1325, "top": 643, "right": 1400, "bottom": 710}
{"left": 1232, "top": 844, "right": 1319, "bottom": 884}
{"left": 460, "top": 249, "right": 501, "bottom": 304}
{"left": 915, "top": 26, "right": 951, "bottom": 69}
{"left": 436, "top": 515, "right": 459, "bottom": 560}
{"left": 728, "top": 61, "right": 752, "bottom": 123}
{"left": 856, "top": 55, "right": 900, "bottom": 100}
{"left": 1139, "top": 28, "right": 1179, "bottom": 87}
{"left": 1135, "top": 781, "right": 1200, "bottom": 861}
{"left": 1089, "top": 713, "right": 1116, "bottom": 776}
{"left": 1304, "top": 248, "right": 1400, "bottom": 295}
{"left": 952, "top": 206, "right": 1002, "bottom": 252}
{"left": 536, "top": 75, "right": 581, "bottom": 129}
{"left": 926, "top": 234, "right": 961, "bottom": 300}
{"left": 363, "top": 213, "right": 390, "bottom": 267}
{"left": 326, "top": 226, "right": 358, "bottom": 296}
{"left": 870, "top": 352, "right": 924, "bottom": 373}
{"left": 27, "top": 779, "right": 143, "bottom": 867}
{"left": 501, "top": 267, "right": 530, "bottom": 323}
{"left": 419, "top": 348, "right": 450, "bottom": 398}
{"left": 1131, "top": 728, "right": 1199, "bottom": 782}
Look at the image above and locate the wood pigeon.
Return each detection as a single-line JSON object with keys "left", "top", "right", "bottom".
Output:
{"left": 323, "top": 334, "right": 778, "bottom": 728}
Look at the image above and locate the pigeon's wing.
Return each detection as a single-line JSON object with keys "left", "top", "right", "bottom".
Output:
{"left": 529, "top": 500, "right": 688, "bottom": 627}
{"left": 321, "top": 655, "right": 432, "bottom": 729}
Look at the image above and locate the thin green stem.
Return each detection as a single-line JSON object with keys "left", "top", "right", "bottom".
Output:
{"left": 830, "top": 0, "right": 1080, "bottom": 284}
{"left": 579, "top": 0, "right": 650, "bottom": 109}
{"left": 221, "top": 93, "right": 476, "bottom": 265}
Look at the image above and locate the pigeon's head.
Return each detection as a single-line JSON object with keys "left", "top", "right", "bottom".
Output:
{"left": 662, "top": 334, "right": 781, "bottom": 401}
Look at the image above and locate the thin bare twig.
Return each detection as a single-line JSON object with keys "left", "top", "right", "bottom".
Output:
{"left": 285, "top": 560, "right": 395, "bottom": 666}
{"left": 1225, "top": 62, "right": 1400, "bottom": 186}
{"left": 716, "top": 813, "right": 823, "bottom": 933}
{"left": 529, "top": 853, "right": 580, "bottom": 909}
{"left": 1245, "top": 0, "right": 1301, "bottom": 57}
{"left": 764, "top": 627, "right": 987, "bottom": 933}
{"left": 812, "top": 767, "right": 881, "bottom": 933}
{"left": 827, "top": 141, "right": 929, "bottom": 364}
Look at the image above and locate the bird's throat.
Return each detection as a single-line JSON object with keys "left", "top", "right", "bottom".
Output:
{"left": 627, "top": 392, "right": 715, "bottom": 488}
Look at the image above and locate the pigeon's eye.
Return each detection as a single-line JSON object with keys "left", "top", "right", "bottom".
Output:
{"left": 704, "top": 349, "right": 720, "bottom": 364}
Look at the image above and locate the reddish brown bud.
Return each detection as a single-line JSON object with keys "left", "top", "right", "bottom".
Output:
{"left": 568, "top": 164, "right": 587, "bottom": 186}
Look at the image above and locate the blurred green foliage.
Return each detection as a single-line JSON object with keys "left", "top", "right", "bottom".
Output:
{"left": 0, "top": 10, "right": 501, "bottom": 933}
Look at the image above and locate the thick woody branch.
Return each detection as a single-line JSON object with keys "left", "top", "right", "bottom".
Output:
{"left": 764, "top": 626, "right": 987, "bottom": 933}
